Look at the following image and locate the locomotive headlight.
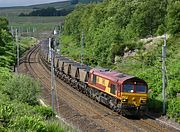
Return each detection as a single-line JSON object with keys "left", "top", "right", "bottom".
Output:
{"left": 140, "top": 99, "right": 146, "bottom": 104}
{"left": 122, "top": 99, "right": 128, "bottom": 102}
{"left": 122, "top": 96, "right": 128, "bottom": 102}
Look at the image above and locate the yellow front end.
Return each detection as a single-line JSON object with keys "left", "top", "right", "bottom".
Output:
{"left": 116, "top": 92, "right": 148, "bottom": 116}
{"left": 121, "top": 92, "right": 148, "bottom": 107}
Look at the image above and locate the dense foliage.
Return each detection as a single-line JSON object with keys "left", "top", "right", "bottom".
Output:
{"left": 0, "top": 18, "right": 14, "bottom": 67}
{"left": 3, "top": 75, "right": 40, "bottom": 105}
{"left": 63, "top": 0, "right": 179, "bottom": 65}
{"left": 0, "top": 17, "right": 37, "bottom": 68}
{"left": 0, "top": 71, "right": 69, "bottom": 131}
{"left": 62, "top": 0, "right": 180, "bottom": 122}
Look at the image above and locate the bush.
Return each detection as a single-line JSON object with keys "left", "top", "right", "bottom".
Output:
{"left": 3, "top": 74, "right": 40, "bottom": 106}
{"left": 9, "top": 115, "right": 46, "bottom": 131}
{"left": 167, "top": 97, "right": 180, "bottom": 122}
{"left": 147, "top": 94, "right": 163, "bottom": 113}
{"left": 46, "top": 120, "right": 76, "bottom": 132}
{"left": 35, "top": 106, "right": 55, "bottom": 120}
{"left": 0, "top": 103, "right": 14, "bottom": 127}
{"left": 46, "top": 121, "right": 64, "bottom": 132}
{"left": 0, "top": 67, "right": 12, "bottom": 87}
{"left": 0, "top": 125, "right": 7, "bottom": 132}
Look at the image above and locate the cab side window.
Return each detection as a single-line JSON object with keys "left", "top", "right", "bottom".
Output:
{"left": 93, "top": 75, "right": 96, "bottom": 84}
{"left": 110, "top": 84, "right": 116, "bottom": 94}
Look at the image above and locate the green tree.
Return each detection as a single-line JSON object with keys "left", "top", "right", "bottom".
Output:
{"left": 0, "top": 18, "right": 14, "bottom": 67}
{"left": 0, "top": 17, "right": 8, "bottom": 30}
{"left": 167, "top": 0, "right": 180, "bottom": 34}
{"left": 126, "top": 0, "right": 166, "bottom": 38}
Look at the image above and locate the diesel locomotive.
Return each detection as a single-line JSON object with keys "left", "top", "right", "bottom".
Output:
{"left": 40, "top": 40, "right": 148, "bottom": 116}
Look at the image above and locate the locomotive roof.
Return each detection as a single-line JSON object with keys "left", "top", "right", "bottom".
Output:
{"left": 90, "top": 68, "right": 145, "bottom": 84}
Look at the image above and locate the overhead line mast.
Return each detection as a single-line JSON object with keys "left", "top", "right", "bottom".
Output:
{"left": 162, "top": 0, "right": 167, "bottom": 115}
{"left": 81, "top": 31, "right": 84, "bottom": 66}
{"left": 15, "top": 28, "right": 19, "bottom": 73}
{"left": 162, "top": 33, "right": 166, "bottom": 115}
{"left": 50, "top": 27, "right": 61, "bottom": 114}
{"left": 49, "top": 37, "right": 55, "bottom": 113}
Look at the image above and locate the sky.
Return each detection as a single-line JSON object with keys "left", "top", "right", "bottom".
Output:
{"left": 0, "top": 0, "right": 68, "bottom": 7}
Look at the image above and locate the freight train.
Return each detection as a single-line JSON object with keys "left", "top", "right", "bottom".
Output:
{"left": 40, "top": 40, "right": 148, "bottom": 116}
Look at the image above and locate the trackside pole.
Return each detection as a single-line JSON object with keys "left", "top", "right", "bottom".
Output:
{"left": 162, "top": 33, "right": 166, "bottom": 115}
{"left": 15, "top": 29, "right": 19, "bottom": 73}
{"left": 49, "top": 38, "right": 51, "bottom": 62}
{"left": 11, "top": 27, "right": 15, "bottom": 72}
{"left": 49, "top": 38, "right": 55, "bottom": 113}
{"left": 53, "top": 27, "right": 60, "bottom": 114}
{"left": 81, "top": 31, "right": 84, "bottom": 66}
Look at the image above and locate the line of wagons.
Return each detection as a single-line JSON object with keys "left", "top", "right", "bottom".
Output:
{"left": 40, "top": 40, "right": 148, "bottom": 116}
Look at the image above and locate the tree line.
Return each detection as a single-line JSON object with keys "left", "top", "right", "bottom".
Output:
{"left": 71, "top": 0, "right": 103, "bottom": 4}
{"left": 19, "top": 7, "right": 73, "bottom": 16}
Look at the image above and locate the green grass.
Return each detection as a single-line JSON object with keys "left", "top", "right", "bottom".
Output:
{"left": 0, "top": 8, "right": 32, "bottom": 17}
{"left": 20, "top": 37, "right": 37, "bottom": 48}
{"left": 8, "top": 16, "right": 64, "bottom": 24}
{"left": 5, "top": 16, "right": 64, "bottom": 38}
{"left": 9, "top": 16, "right": 64, "bottom": 32}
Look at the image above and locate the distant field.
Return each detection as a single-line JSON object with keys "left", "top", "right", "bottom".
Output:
{"left": 0, "top": 1, "right": 71, "bottom": 16}
{"left": 8, "top": 16, "right": 64, "bottom": 24}
{"left": 0, "top": 1, "right": 70, "bottom": 39}
{"left": 0, "top": 8, "right": 32, "bottom": 16}
{"left": 7, "top": 16, "right": 64, "bottom": 39}
{"left": 2, "top": 16, "right": 64, "bottom": 39}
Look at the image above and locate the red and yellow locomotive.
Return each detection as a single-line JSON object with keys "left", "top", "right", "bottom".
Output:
{"left": 88, "top": 69, "right": 148, "bottom": 116}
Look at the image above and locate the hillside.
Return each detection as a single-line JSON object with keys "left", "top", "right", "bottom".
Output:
{"left": 0, "top": 0, "right": 103, "bottom": 17}
{"left": 0, "top": 1, "right": 71, "bottom": 17}
{"left": 61, "top": 0, "right": 180, "bottom": 122}
{"left": 0, "top": 0, "right": 102, "bottom": 34}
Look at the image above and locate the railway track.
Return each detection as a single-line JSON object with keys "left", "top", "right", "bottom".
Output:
{"left": 18, "top": 42, "right": 179, "bottom": 132}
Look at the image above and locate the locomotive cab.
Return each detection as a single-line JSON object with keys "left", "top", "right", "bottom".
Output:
{"left": 119, "top": 78, "right": 148, "bottom": 115}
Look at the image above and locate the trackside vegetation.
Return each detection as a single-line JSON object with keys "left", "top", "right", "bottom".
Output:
{"left": 0, "top": 72, "right": 74, "bottom": 131}
{"left": 0, "top": 17, "right": 75, "bottom": 131}
{"left": 61, "top": 0, "right": 180, "bottom": 122}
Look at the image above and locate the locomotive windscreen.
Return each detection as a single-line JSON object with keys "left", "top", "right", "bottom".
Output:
{"left": 123, "top": 83, "right": 147, "bottom": 93}
{"left": 123, "top": 77, "right": 147, "bottom": 93}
